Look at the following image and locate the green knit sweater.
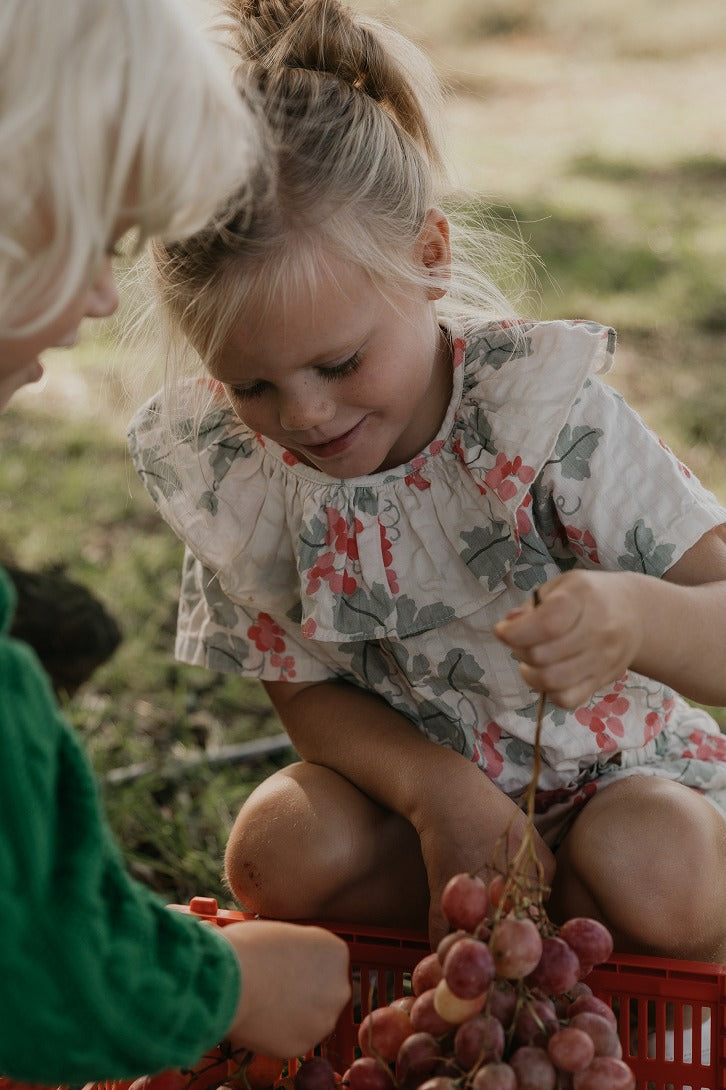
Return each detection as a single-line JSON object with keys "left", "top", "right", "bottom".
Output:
{"left": 0, "top": 567, "right": 240, "bottom": 1082}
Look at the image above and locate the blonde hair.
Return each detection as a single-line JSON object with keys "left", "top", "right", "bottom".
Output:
{"left": 0, "top": 0, "right": 260, "bottom": 337}
{"left": 150, "top": 0, "right": 525, "bottom": 424}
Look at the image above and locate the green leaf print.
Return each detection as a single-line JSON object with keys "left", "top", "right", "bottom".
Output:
{"left": 343, "top": 640, "right": 405, "bottom": 689}
{"left": 128, "top": 432, "right": 183, "bottom": 503}
{"left": 205, "top": 632, "right": 254, "bottom": 674}
{"left": 395, "top": 594, "right": 458, "bottom": 636}
{"left": 459, "top": 521, "right": 516, "bottom": 589}
{"left": 618, "top": 520, "right": 676, "bottom": 575}
{"left": 417, "top": 700, "right": 469, "bottom": 754}
{"left": 337, "top": 583, "right": 396, "bottom": 634}
{"left": 548, "top": 424, "right": 604, "bottom": 481}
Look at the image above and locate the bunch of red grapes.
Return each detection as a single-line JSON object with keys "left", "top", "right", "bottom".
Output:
{"left": 295, "top": 871, "right": 634, "bottom": 1090}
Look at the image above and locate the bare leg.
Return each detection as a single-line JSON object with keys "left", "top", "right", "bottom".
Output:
{"left": 548, "top": 775, "right": 726, "bottom": 962}
{"left": 225, "top": 760, "right": 430, "bottom": 930}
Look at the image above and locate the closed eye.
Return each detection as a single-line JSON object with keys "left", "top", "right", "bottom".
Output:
{"left": 230, "top": 381, "right": 268, "bottom": 401}
{"left": 319, "top": 353, "right": 361, "bottom": 381}
{"left": 230, "top": 353, "right": 360, "bottom": 401}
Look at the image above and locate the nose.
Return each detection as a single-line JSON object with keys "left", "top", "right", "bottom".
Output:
{"left": 278, "top": 381, "right": 336, "bottom": 432}
{"left": 84, "top": 257, "right": 119, "bottom": 320}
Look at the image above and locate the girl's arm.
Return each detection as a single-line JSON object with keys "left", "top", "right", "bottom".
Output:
{"left": 495, "top": 524, "right": 726, "bottom": 709}
{"left": 263, "top": 677, "right": 555, "bottom": 944}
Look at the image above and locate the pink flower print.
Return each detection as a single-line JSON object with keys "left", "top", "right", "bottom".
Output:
{"left": 642, "top": 695, "right": 674, "bottom": 743}
{"left": 516, "top": 492, "right": 533, "bottom": 537}
{"left": 405, "top": 454, "right": 431, "bottom": 492}
{"left": 565, "top": 525, "right": 600, "bottom": 565}
{"left": 254, "top": 432, "right": 266, "bottom": 446}
{"left": 326, "top": 509, "right": 361, "bottom": 561}
{"left": 452, "top": 339, "right": 466, "bottom": 369}
{"left": 484, "top": 454, "right": 536, "bottom": 502}
{"left": 248, "top": 612, "right": 286, "bottom": 654}
{"left": 471, "top": 721, "right": 504, "bottom": 780}
{"left": 305, "top": 509, "right": 361, "bottom": 595}
{"left": 282, "top": 449, "right": 300, "bottom": 466}
{"left": 428, "top": 439, "right": 445, "bottom": 457}
{"left": 534, "top": 781, "right": 598, "bottom": 816}
{"left": 682, "top": 728, "right": 726, "bottom": 763}
{"left": 379, "top": 521, "right": 399, "bottom": 594}
{"left": 644, "top": 711, "right": 661, "bottom": 744}
{"left": 306, "top": 551, "right": 358, "bottom": 596}
{"left": 269, "top": 652, "right": 297, "bottom": 679}
{"left": 301, "top": 618, "right": 317, "bottom": 639}
{"left": 575, "top": 691, "right": 629, "bottom": 752}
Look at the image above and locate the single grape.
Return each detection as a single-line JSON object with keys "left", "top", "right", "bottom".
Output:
{"left": 294, "top": 1058, "right": 337, "bottom": 1090}
{"left": 512, "top": 997, "right": 558, "bottom": 1047}
{"left": 508, "top": 1047, "right": 557, "bottom": 1090}
{"left": 568, "top": 995, "right": 617, "bottom": 1031}
{"left": 391, "top": 996, "right": 416, "bottom": 1016}
{"left": 443, "top": 937, "right": 495, "bottom": 999}
{"left": 471, "top": 1062, "right": 517, "bottom": 1090}
{"left": 568, "top": 1013, "right": 621, "bottom": 1058}
{"left": 558, "top": 919, "right": 614, "bottom": 976}
{"left": 487, "top": 980, "right": 518, "bottom": 1029}
{"left": 412, "top": 953, "right": 444, "bottom": 996}
{"left": 433, "top": 978, "right": 487, "bottom": 1024}
{"left": 347, "top": 1058, "right": 395, "bottom": 1090}
{"left": 436, "top": 930, "right": 469, "bottom": 965}
{"left": 395, "top": 1032, "right": 442, "bottom": 1082}
{"left": 526, "top": 936, "right": 580, "bottom": 995}
{"left": 416, "top": 1079, "right": 459, "bottom": 1090}
{"left": 358, "top": 1006, "right": 413, "bottom": 1063}
{"left": 440, "top": 873, "right": 489, "bottom": 932}
{"left": 547, "top": 1027, "right": 596, "bottom": 1073}
{"left": 486, "top": 875, "right": 509, "bottom": 911}
{"left": 489, "top": 916, "right": 543, "bottom": 979}
{"left": 572, "top": 1057, "right": 635, "bottom": 1090}
{"left": 453, "top": 1014, "right": 505, "bottom": 1070}
{"left": 410, "top": 988, "right": 457, "bottom": 1037}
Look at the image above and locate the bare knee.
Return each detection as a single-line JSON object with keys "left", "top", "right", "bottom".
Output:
{"left": 555, "top": 776, "right": 726, "bottom": 959}
{"left": 224, "top": 761, "right": 351, "bottom": 918}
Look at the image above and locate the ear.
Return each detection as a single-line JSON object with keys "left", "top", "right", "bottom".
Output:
{"left": 418, "top": 207, "right": 451, "bottom": 301}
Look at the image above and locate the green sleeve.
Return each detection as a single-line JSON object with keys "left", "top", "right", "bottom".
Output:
{"left": 0, "top": 572, "right": 241, "bottom": 1083}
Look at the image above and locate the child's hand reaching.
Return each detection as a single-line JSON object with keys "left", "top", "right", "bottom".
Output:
{"left": 493, "top": 570, "right": 641, "bottom": 709}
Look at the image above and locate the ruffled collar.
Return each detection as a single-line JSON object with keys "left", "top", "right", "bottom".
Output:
{"left": 128, "top": 319, "right": 615, "bottom": 642}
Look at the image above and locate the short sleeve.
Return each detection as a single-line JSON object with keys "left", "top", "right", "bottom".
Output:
{"left": 176, "top": 549, "right": 338, "bottom": 683}
{"left": 535, "top": 377, "right": 726, "bottom": 574}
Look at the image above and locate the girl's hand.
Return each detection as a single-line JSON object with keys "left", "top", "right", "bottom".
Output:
{"left": 416, "top": 788, "right": 555, "bottom": 949}
{"left": 493, "top": 570, "right": 642, "bottom": 709}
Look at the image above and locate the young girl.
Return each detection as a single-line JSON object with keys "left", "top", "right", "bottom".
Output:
{"left": 0, "top": 0, "right": 349, "bottom": 1080}
{"left": 129, "top": 0, "right": 726, "bottom": 963}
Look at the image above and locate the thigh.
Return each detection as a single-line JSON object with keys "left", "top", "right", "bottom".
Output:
{"left": 549, "top": 774, "right": 726, "bottom": 959}
{"left": 225, "top": 760, "right": 429, "bottom": 929}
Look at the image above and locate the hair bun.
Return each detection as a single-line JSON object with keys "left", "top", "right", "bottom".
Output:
{"left": 224, "top": 0, "right": 442, "bottom": 165}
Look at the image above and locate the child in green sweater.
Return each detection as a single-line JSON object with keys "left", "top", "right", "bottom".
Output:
{"left": 0, "top": 0, "right": 349, "bottom": 1081}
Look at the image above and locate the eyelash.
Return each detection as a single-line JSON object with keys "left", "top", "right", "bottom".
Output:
{"left": 231, "top": 352, "right": 361, "bottom": 402}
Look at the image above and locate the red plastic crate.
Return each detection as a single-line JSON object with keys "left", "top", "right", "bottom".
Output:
{"left": 179, "top": 897, "right": 726, "bottom": 1090}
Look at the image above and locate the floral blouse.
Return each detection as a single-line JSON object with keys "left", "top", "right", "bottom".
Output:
{"left": 127, "top": 319, "right": 726, "bottom": 802}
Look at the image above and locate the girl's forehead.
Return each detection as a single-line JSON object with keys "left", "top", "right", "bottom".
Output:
{"left": 212, "top": 268, "right": 379, "bottom": 380}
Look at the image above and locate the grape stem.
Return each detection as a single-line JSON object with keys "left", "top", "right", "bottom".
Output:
{"left": 493, "top": 589, "right": 552, "bottom": 928}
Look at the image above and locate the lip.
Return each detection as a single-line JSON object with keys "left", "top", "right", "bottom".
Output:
{"left": 300, "top": 418, "right": 367, "bottom": 460}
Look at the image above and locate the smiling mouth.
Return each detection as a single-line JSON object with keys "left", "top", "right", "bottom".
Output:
{"left": 301, "top": 419, "right": 366, "bottom": 459}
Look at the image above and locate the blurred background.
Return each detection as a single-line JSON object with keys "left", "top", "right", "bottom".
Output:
{"left": 1, "top": 0, "right": 725, "bottom": 906}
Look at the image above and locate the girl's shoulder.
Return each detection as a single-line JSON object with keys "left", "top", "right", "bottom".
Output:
{"left": 459, "top": 317, "right": 616, "bottom": 398}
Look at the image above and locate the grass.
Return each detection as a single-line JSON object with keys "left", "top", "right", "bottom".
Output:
{"left": 3, "top": 0, "right": 726, "bottom": 906}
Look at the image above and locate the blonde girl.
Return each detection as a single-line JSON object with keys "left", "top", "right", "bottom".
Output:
{"left": 129, "top": 0, "right": 726, "bottom": 964}
{"left": 0, "top": 0, "right": 349, "bottom": 1081}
